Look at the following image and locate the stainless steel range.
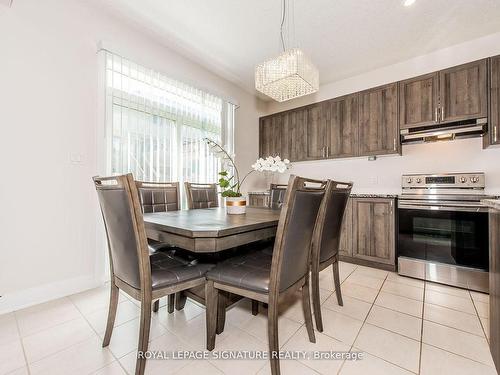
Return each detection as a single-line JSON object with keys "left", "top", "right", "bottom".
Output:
{"left": 398, "top": 172, "right": 495, "bottom": 292}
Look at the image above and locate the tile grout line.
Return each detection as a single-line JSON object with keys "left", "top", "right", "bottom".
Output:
{"left": 417, "top": 280, "right": 426, "bottom": 375}
{"left": 13, "top": 311, "right": 32, "bottom": 375}
{"left": 468, "top": 289, "right": 490, "bottom": 341}
{"left": 69, "top": 290, "right": 130, "bottom": 375}
{"left": 337, "top": 273, "right": 385, "bottom": 374}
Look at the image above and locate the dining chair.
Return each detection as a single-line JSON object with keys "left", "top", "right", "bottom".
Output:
{"left": 135, "top": 181, "right": 186, "bottom": 313}
{"left": 93, "top": 174, "right": 214, "bottom": 375}
{"left": 269, "top": 183, "right": 287, "bottom": 209}
{"left": 310, "top": 180, "right": 352, "bottom": 332}
{"left": 184, "top": 182, "right": 219, "bottom": 209}
{"left": 205, "top": 175, "right": 327, "bottom": 375}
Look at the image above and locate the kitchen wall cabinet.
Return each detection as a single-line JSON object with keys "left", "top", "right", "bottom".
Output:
{"left": 338, "top": 199, "right": 353, "bottom": 257}
{"left": 399, "top": 72, "right": 439, "bottom": 129}
{"left": 358, "top": 83, "right": 400, "bottom": 156}
{"left": 328, "top": 94, "right": 359, "bottom": 158}
{"left": 259, "top": 115, "right": 282, "bottom": 158}
{"left": 259, "top": 57, "right": 491, "bottom": 158}
{"left": 439, "top": 59, "right": 487, "bottom": 123}
{"left": 351, "top": 198, "right": 396, "bottom": 267}
{"left": 282, "top": 108, "right": 308, "bottom": 161}
{"left": 306, "top": 103, "right": 327, "bottom": 159}
{"left": 488, "top": 55, "right": 500, "bottom": 146}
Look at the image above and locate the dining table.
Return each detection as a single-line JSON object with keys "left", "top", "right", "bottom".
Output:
{"left": 144, "top": 206, "right": 281, "bottom": 253}
{"left": 143, "top": 206, "right": 282, "bottom": 310}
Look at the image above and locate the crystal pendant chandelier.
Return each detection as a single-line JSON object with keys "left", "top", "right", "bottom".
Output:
{"left": 255, "top": 0, "right": 319, "bottom": 102}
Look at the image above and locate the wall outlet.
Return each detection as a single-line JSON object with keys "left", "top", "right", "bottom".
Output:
{"left": 368, "top": 176, "right": 379, "bottom": 185}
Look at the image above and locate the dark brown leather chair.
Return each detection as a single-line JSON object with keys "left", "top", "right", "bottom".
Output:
{"left": 269, "top": 183, "right": 287, "bottom": 209}
{"left": 184, "top": 182, "right": 219, "bottom": 209}
{"left": 205, "top": 175, "right": 327, "bottom": 375}
{"left": 310, "top": 180, "right": 352, "bottom": 332}
{"left": 135, "top": 181, "right": 186, "bottom": 313}
{"left": 93, "top": 174, "right": 214, "bottom": 375}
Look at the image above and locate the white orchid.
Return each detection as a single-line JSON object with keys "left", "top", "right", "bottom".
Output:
{"left": 252, "top": 155, "right": 291, "bottom": 173}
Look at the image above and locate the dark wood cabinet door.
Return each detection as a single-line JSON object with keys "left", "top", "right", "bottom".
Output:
{"left": 489, "top": 56, "right": 500, "bottom": 146}
{"left": 490, "top": 210, "right": 500, "bottom": 371}
{"left": 339, "top": 198, "right": 353, "bottom": 257}
{"left": 259, "top": 115, "right": 282, "bottom": 158}
{"left": 358, "top": 83, "right": 399, "bottom": 156}
{"left": 282, "top": 108, "right": 308, "bottom": 161}
{"left": 328, "top": 94, "right": 359, "bottom": 158}
{"left": 352, "top": 198, "right": 395, "bottom": 265}
{"left": 439, "top": 59, "right": 487, "bottom": 123}
{"left": 399, "top": 73, "right": 439, "bottom": 129}
{"left": 306, "top": 103, "right": 327, "bottom": 160}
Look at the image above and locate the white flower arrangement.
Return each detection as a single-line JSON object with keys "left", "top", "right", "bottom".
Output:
{"left": 251, "top": 156, "right": 291, "bottom": 174}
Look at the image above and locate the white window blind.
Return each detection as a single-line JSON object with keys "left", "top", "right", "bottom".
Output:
{"left": 104, "top": 51, "right": 235, "bottom": 201}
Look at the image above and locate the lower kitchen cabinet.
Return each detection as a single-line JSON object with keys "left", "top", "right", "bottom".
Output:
{"left": 339, "top": 197, "right": 396, "bottom": 270}
{"left": 488, "top": 205, "right": 500, "bottom": 371}
{"left": 339, "top": 199, "right": 353, "bottom": 257}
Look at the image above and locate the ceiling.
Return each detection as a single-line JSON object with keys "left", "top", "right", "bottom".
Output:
{"left": 92, "top": 0, "right": 500, "bottom": 99}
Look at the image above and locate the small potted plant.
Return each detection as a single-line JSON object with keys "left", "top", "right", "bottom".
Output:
{"left": 204, "top": 138, "right": 290, "bottom": 214}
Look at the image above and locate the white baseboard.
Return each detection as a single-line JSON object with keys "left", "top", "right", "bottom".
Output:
{"left": 0, "top": 274, "right": 104, "bottom": 315}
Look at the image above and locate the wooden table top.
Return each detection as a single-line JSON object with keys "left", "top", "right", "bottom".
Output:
{"left": 144, "top": 207, "right": 281, "bottom": 238}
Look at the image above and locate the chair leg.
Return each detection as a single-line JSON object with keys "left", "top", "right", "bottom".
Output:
{"left": 216, "top": 291, "right": 227, "bottom": 334}
{"left": 102, "top": 282, "right": 119, "bottom": 347}
{"left": 205, "top": 280, "right": 217, "bottom": 351}
{"left": 136, "top": 293, "right": 152, "bottom": 375}
{"left": 152, "top": 300, "right": 159, "bottom": 313}
{"left": 252, "top": 299, "right": 259, "bottom": 316}
{"left": 302, "top": 277, "right": 316, "bottom": 344}
{"left": 167, "top": 294, "right": 175, "bottom": 314}
{"left": 332, "top": 260, "right": 343, "bottom": 306}
{"left": 311, "top": 266, "right": 324, "bottom": 332}
{"left": 267, "top": 302, "right": 280, "bottom": 375}
{"left": 175, "top": 292, "right": 187, "bottom": 310}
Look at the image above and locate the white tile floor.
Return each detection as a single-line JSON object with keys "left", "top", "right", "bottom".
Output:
{"left": 1, "top": 261, "right": 497, "bottom": 375}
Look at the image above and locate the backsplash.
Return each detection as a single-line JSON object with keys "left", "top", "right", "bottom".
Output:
{"left": 249, "top": 137, "right": 500, "bottom": 195}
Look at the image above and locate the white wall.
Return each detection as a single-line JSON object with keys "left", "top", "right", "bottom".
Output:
{"left": 0, "top": 0, "right": 265, "bottom": 313}
{"left": 266, "top": 32, "right": 500, "bottom": 194}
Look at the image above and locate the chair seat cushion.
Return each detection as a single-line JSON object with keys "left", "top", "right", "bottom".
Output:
{"left": 150, "top": 250, "right": 214, "bottom": 290}
{"left": 206, "top": 245, "right": 273, "bottom": 294}
{"left": 148, "top": 239, "right": 172, "bottom": 254}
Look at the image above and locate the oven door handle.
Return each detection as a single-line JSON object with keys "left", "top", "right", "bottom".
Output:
{"left": 398, "top": 203, "right": 489, "bottom": 213}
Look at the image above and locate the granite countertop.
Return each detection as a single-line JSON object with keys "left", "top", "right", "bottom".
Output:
{"left": 482, "top": 199, "right": 500, "bottom": 210}
{"left": 248, "top": 191, "right": 398, "bottom": 199}
{"left": 350, "top": 194, "right": 398, "bottom": 198}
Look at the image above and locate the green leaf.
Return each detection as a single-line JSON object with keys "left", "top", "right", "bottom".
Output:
{"left": 219, "top": 171, "right": 228, "bottom": 176}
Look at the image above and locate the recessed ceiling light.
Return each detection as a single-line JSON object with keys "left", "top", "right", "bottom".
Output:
{"left": 404, "top": 0, "right": 416, "bottom": 6}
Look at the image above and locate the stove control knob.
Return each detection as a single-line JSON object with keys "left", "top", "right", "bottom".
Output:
{"left": 470, "top": 176, "right": 479, "bottom": 183}
{"left": 406, "top": 177, "right": 412, "bottom": 183}
{"left": 460, "top": 177, "right": 467, "bottom": 183}
{"left": 416, "top": 178, "right": 422, "bottom": 183}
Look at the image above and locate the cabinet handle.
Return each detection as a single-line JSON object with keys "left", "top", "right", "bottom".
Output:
{"left": 390, "top": 200, "right": 394, "bottom": 214}
{"left": 435, "top": 107, "right": 438, "bottom": 122}
{"left": 393, "top": 138, "right": 397, "bottom": 151}
{"left": 494, "top": 126, "right": 498, "bottom": 143}
{"left": 441, "top": 106, "right": 445, "bottom": 121}
{"left": 321, "top": 146, "right": 325, "bottom": 158}
{"left": 326, "top": 146, "right": 329, "bottom": 157}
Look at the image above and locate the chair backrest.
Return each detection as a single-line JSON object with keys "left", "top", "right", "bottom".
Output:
{"left": 269, "top": 175, "right": 327, "bottom": 294}
{"left": 312, "top": 180, "right": 353, "bottom": 265}
{"left": 269, "top": 183, "right": 287, "bottom": 209}
{"left": 93, "top": 174, "right": 150, "bottom": 290}
{"left": 135, "top": 181, "right": 180, "bottom": 213}
{"left": 184, "top": 182, "right": 219, "bottom": 209}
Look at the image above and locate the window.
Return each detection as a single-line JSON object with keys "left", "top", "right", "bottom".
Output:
{"left": 103, "top": 51, "right": 235, "bottom": 204}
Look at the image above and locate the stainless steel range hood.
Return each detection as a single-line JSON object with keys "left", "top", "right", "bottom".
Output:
{"left": 400, "top": 118, "right": 487, "bottom": 144}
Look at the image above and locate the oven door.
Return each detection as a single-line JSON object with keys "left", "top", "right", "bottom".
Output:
{"left": 398, "top": 202, "right": 489, "bottom": 270}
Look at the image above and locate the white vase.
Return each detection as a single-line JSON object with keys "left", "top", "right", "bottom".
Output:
{"left": 225, "top": 196, "right": 247, "bottom": 215}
